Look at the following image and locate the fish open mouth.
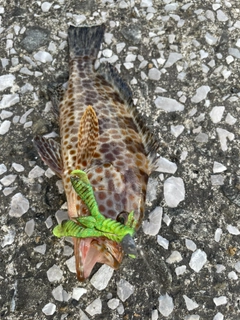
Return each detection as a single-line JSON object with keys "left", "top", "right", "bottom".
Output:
{"left": 74, "top": 237, "right": 124, "bottom": 281}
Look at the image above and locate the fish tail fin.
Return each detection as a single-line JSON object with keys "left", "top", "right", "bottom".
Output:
{"left": 68, "top": 24, "right": 106, "bottom": 59}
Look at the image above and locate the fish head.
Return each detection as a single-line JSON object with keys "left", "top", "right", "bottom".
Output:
{"left": 74, "top": 237, "right": 123, "bottom": 281}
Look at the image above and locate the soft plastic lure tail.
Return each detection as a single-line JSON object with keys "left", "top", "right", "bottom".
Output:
{"left": 53, "top": 170, "right": 137, "bottom": 256}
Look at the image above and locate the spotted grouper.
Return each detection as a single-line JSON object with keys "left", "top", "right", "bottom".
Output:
{"left": 34, "top": 24, "right": 159, "bottom": 281}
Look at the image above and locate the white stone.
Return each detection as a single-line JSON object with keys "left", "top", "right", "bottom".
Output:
{"left": 225, "top": 113, "right": 236, "bottom": 125}
{"left": 217, "top": 10, "right": 228, "bottom": 21}
{"left": 185, "top": 239, "right": 197, "bottom": 251}
{"left": 56, "top": 180, "right": 64, "bottom": 194}
{"left": 148, "top": 68, "right": 161, "bottom": 80}
{"left": 164, "top": 3, "right": 178, "bottom": 11}
{"left": 175, "top": 265, "right": 186, "bottom": 276}
{"left": 41, "top": 2, "right": 52, "bottom": 12}
{"left": 0, "top": 164, "right": 7, "bottom": 175}
{"left": 102, "top": 49, "right": 112, "bottom": 58}
{"left": 213, "top": 162, "right": 227, "bottom": 173}
{"left": 0, "top": 110, "right": 13, "bottom": 119}
{"left": 155, "top": 157, "right": 177, "bottom": 174}
{"left": 85, "top": 298, "right": 102, "bottom": 316}
{"left": 209, "top": 106, "right": 225, "bottom": 123}
{"left": 141, "top": 0, "right": 153, "bottom": 7}
{"left": 90, "top": 264, "right": 114, "bottom": 290}
{"left": 25, "top": 219, "right": 35, "bottom": 236}
{"left": 189, "top": 249, "right": 207, "bottom": 272}
{"left": 1, "top": 227, "right": 15, "bottom": 247}
{"left": 104, "top": 33, "right": 113, "bottom": 45}
{"left": 123, "top": 62, "right": 133, "bottom": 69}
{"left": 47, "top": 264, "right": 63, "bottom": 282}
{"left": 45, "top": 216, "right": 53, "bottom": 229}
{"left": 183, "top": 295, "right": 199, "bottom": 311}
{"left": 0, "top": 174, "right": 16, "bottom": 186}
{"left": 116, "top": 42, "right": 125, "bottom": 54}
{"left": 146, "top": 177, "right": 158, "bottom": 202}
{"left": 213, "top": 312, "right": 224, "bottom": 320}
{"left": 12, "top": 163, "right": 24, "bottom": 172}
{"left": 55, "top": 210, "right": 68, "bottom": 224}
{"left": 142, "top": 206, "right": 162, "bottom": 236}
{"left": 155, "top": 96, "right": 184, "bottom": 112}
{"left": 0, "top": 120, "right": 11, "bottom": 135}
{"left": 9, "top": 193, "right": 29, "bottom": 217}
{"left": 216, "top": 128, "right": 234, "bottom": 151}
{"left": 165, "top": 52, "right": 182, "bottom": 68}
{"left": 211, "top": 175, "right": 225, "bottom": 186}
{"left": 0, "top": 74, "right": 15, "bottom": 91}
{"left": 107, "top": 298, "right": 119, "bottom": 310}
{"left": 163, "top": 214, "right": 171, "bottom": 226}
{"left": 213, "top": 296, "right": 227, "bottom": 306}
{"left": 171, "top": 125, "right": 184, "bottom": 137}
{"left": 52, "top": 285, "right": 64, "bottom": 301}
{"left": 214, "top": 228, "right": 222, "bottom": 242}
{"left": 157, "top": 235, "right": 169, "bottom": 249}
{"left": 0, "top": 94, "right": 19, "bottom": 109}
{"left": 34, "top": 244, "right": 46, "bottom": 255}
{"left": 117, "top": 279, "right": 134, "bottom": 302}
{"left": 164, "top": 176, "right": 185, "bottom": 207}
{"left": 65, "top": 256, "right": 76, "bottom": 273}
{"left": 63, "top": 245, "right": 73, "bottom": 256}
{"left": 216, "top": 264, "right": 225, "bottom": 273}
{"left": 205, "top": 32, "right": 218, "bottom": 45}
{"left": 42, "top": 303, "right": 56, "bottom": 315}
{"left": 20, "top": 108, "right": 34, "bottom": 124}
{"left": 226, "top": 55, "right": 234, "bottom": 64}
{"left": 28, "top": 165, "right": 45, "bottom": 179}
{"left": 228, "top": 48, "right": 240, "bottom": 59}
{"left": 226, "top": 225, "right": 240, "bottom": 235}
{"left": 191, "top": 86, "right": 210, "bottom": 103}
{"left": 235, "top": 261, "right": 240, "bottom": 273}
{"left": 79, "top": 309, "right": 90, "bottom": 320}
{"left": 125, "top": 54, "right": 136, "bottom": 62}
{"left": 185, "top": 316, "right": 200, "bottom": 320}
{"left": 228, "top": 271, "right": 238, "bottom": 280}
{"left": 166, "top": 251, "right": 182, "bottom": 264}
{"left": 72, "top": 14, "right": 86, "bottom": 25}
{"left": 119, "top": 0, "right": 128, "bottom": 9}
{"left": 34, "top": 51, "right": 53, "bottom": 63}
{"left": 72, "top": 287, "right": 87, "bottom": 300}
{"left": 158, "top": 293, "right": 174, "bottom": 317}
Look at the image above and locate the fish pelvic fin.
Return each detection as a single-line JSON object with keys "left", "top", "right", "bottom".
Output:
{"left": 68, "top": 24, "right": 105, "bottom": 59}
{"left": 33, "top": 136, "right": 63, "bottom": 177}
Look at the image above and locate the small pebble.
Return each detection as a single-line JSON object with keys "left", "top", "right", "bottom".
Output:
{"left": 175, "top": 265, "right": 186, "bottom": 276}
{"left": 158, "top": 293, "right": 174, "bottom": 317}
{"left": 72, "top": 287, "right": 87, "bottom": 300}
{"left": 25, "top": 219, "right": 35, "bottom": 236}
{"left": 166, "top": 251, "right": 182, "bottom": 264}
{"left": 34, "top": 244, "right": 46, "bottom": 255}
{"left": 142, "top": 206, "right": 162, "bottom": 236}
{"left": 107, "top": 298, "right": 120, "bottom": 310}
{"left": 189, "top": 249, "right": 207, "bottom": 272}
{"left": 185, "top": 239, "right": 197, "bottom": 251}
{"left": 47, "top": 264, "right": 63, "bottom": 282}
{"left": 90, "top": 264, "right": 114, "bottom": 290}
{"left": 9, "top": 193, "right": 29, "bottom": 217}
{"left": 117, "top": 279, "right": 134, "bottom": 302}
{"left": 213, "top": 296, "right": 227, "bottom": 306}
{"left": 183, "top": 295, "right": 199, "bottom": 311}
{"left": 85, "top": 298, "right": 102, "bottom": 316}
{"left": 42, "top": 303, "right": 56, "bottom": 315}
{"left": 41, "top": 2, "right": 52, "bottom": 12}
{"left": 12, "top": 163, "right": 24, "bottom": 172}
{"left": 0, "top": 120, "right": 11, "bottom": 135}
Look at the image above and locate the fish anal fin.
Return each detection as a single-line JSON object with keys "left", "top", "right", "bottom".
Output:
{"left": 33, "top": 135, "right": 63, "bottom": 177}
{"left": 77, "top": 105, "right": 99, "bottom": 169}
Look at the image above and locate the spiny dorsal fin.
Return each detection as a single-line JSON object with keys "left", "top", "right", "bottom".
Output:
{"left": 97, "top": 62, "right": 160, "bottom": 170}
{"left": 33, "top": 136, "right": 63, "bottom": 177}
{"left": 76, "top": 105, "right": 99, "bottom": 169}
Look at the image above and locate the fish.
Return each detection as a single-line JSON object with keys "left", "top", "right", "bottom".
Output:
{"left": 33, "top": 24, "right": 159, "bottom": 281}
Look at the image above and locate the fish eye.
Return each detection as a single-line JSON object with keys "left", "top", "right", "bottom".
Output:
{"left": 116, "top": 211, "right": 129, "bottom": 225}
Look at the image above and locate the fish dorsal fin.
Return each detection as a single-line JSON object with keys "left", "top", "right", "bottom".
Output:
{"left": 33, "top": 136, "right": 63, "bottom": 177}
{"left": 76, "top": 105, "right": 99, "bottom": 169}
{"left": 97, "top": 62, "right": 160, "bottom": 171}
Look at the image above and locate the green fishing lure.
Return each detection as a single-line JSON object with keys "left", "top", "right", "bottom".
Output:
{"left": 53, "top": 170, "right": 137, "bottom": 256}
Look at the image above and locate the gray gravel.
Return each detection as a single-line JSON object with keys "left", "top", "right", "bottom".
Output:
{"left": 1, "top": 1, "right": 240, "bottom": 319}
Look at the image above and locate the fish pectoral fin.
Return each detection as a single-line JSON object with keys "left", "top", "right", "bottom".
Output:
{"left": 77, "top": 105, "right": 99, "bottom": 168}
{"left": 33, "top": 135, "right": 63, "bottom": 177}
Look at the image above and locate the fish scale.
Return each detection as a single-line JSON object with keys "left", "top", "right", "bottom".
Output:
{"left": 34, "top": 24, "right": 159, "bottom": 281}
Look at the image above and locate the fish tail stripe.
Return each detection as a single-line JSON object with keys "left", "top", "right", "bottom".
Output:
{"left": 68, "top": 24, "right": 106, "bottom": 59}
